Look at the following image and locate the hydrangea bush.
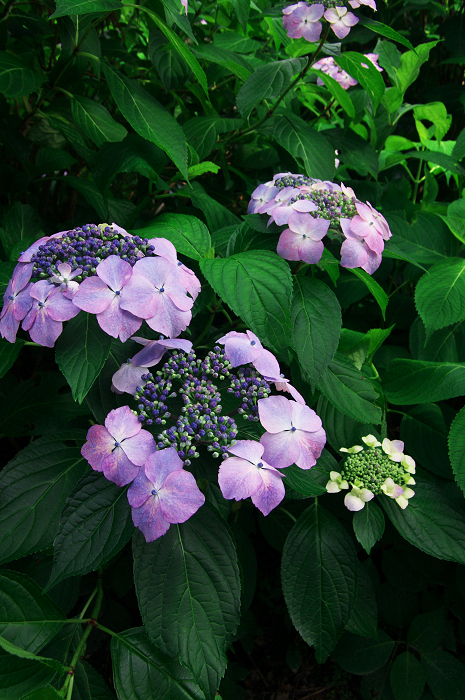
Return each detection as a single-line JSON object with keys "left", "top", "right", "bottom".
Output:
{"left": 0, "top": 0, "right": 465, "bottom": 699}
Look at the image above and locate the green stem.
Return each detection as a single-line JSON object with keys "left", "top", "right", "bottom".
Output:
{"left": 411, "top": 158, "right": 423, "bottom": 203}
{"left": 279, "top": 507, "right": 297, "bottom": 523}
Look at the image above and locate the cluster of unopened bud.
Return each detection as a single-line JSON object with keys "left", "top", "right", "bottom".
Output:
{"left": 227, "top": 368, "right": 271, "bottom": 421}
{"left": 274, "top": 175, "right": 357, "bottom": 229}
{"left": 340, "top": 449, "right": 411, "bottom": 494}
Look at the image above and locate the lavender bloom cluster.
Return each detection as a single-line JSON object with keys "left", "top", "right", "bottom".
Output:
{"left": 283, "top": 0, "right": 376, "bottom": 42}
{"left": 248, "top": 173, "right": 392, "bottom": 274}
{"left": 313, "top": 53, "right": 383, "bottom": 90}
{"left": 81, "top": 329, "right": 327, "bottom": 541}
{"left": 0, "top": 223, "right": 200, "bottom": 347}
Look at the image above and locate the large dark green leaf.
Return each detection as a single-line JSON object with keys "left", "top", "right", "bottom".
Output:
{"left": 333, "top": 630, "right": 394, "bottom": 675}
{"left": 335, "top": 52, "right": 385, "bottom": 111}
{"left": 281, "top": 503, "right": 358, "bottom": 663}
{"left": 325, "top": 128, "right": 378, "bottom": 178}
{"left": 317, "top": 353, "right": 382, "bottom": 424}
{"left": 236, "top": 58, "right": 305, "bottom": 119}
{"left": 345, "top": 564, "right": 378, "bottom": 640}
{"left": 0, "top": 202, "right": 43, "bottom": 258}
{"left": 133, "top": 506, "right": 240, "bottom": 697}
{"left": 386, "top": 213, "right": 458, "bottom": 266}
{"left": 102, "top": 60, "right": 188, "bottom": 179}
{"left": 0, "top": 52, "right": 45, "bottom": 97}
{"left": 191, "top": 45, "right": 252, "bottom": 81}
{"left": 55, "top": 314, "right": 113, "bottom": 404}
{"left": 60, "top": 176, "right": 137, "bottom": 228}
{"left": 383, "top": 359, "right": 465, "bottom": 404}
{"left": 381, "top": 475, "right": 465, "bottom": 564}
{"left": 200, "top": 251, "right": 292, "bottom": 357}
{"left": 270, "top": 111, "right": 335, "bottom": 180}
{"left": 0, "top": 647, "right": 55, "bottom": 699}
{"left": 353, "top": 501, "right": 385, "bottom": 555}
{"left": 449, "top": 406, "right": 465, "bottom": 496}
{"left": 316, "top": 397, "right": 373, "bottom": 453}
{"left": 390, "top": 652, "right": 425, "bottom": 700}
{"left": 132, "top": 213, "right": 211, "bottom": 260}
{"left": 111, "top": 628, "right": 205, "bottom": 700}
{"left": 0, "top": 338, "right": 25, "bottom": 380}
{"left": 93, "top": 134, "right": 165, "bottom": 191}
{"left": 47, "top": 471, "right": 134, "bottom": 589}
{"left": 415, "top": 258, "right": 465, "bottom": 332}
{"left": 421, "top": 650, "right": 465, "bottom": 700}
{"left": 51, "top": 0, "right": 121, "bottom": 19}
{"left": 400, "top": 404, "right": 452, "bottom": 479}
{"left": 291, "top": 277, "right": 341, "bottom": 390}
{"left": 0, "top": 431, "right": 88, "bottom": 565}
{"left": 285, "top": 450, "right": 337, "bottom": 498}
{"left": 0, "top": 570, "right": 64, "bottom": 653}
{"left": 71, "top": 95, "right": 127, "bottom": 147}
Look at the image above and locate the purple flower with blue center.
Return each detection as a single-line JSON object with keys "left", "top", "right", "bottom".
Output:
{"left": 217, "top": 330, "right": 281, "bottom": 378}
{"left": 81, "top": 405, "right": 156, "bottom": 487}
{"left": 21, "top": 280, "right": 80, "bottom": 347}
{"left": 258, "top": 395, "right": 326, "bottom": 470}
{"left": 283, "top": 2, "right": 324, "bottom": 42}
{"left": 277, "top": 210, "right": 330, "bottom": 264}
{"left": 218, "top": 440, "right": 285, "bottom": 516}
{"left": 72, "top": 255, "right": 148, "bottom": 342}
{"left": 0, "top": 263, "right": 34, "bottom": 343}
{"left": 149, "top": 237, "right": 201, "bottom": 300}
{"left": 127, "top": 447, "right": 205, "bottom": 542}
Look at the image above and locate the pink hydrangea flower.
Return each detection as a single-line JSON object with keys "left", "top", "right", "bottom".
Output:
{"left": 258, "top": 186, "right": 300, "bottom": 217}
{"left": 148, "top": 238, "right": 201, "bottom": 300}
{"left": 277, "top": 211, "right": 330, "bottom": 264}
{"left": 218, "top": 440, "right": 285, "bottom": 516}
{"left": 349, "top": 0, "right": 377, "bottom": 9}
{"left": 283, "top": 2, "right": 324, "bottom": 42}
{"left": 217, "top": 330, "right": 280, "bottom": 378}
{"left": 112, "top": 337, "right": 193, "bottom": 395}
{"left": 127, "top": 447, "right": 205, "bottom": 542}
{"left": 72, "top": 255, "right": 146, "bottom": 342}
{"left": 22, "top": 280, "right": 80, "bottom": 347}
{"left": 120, "top": 257, "right": 193, "bottom": 338}
{"left": 324, "top": 6, "right": 359, "bottom": 39}
{"left": 258, "top": 395, "right": 326, "bottom": 470}
{"left": 0, "top": 263, "right": 34, "bottom": 343}
{"left": 81, "top": 405, "right": 156, "bottom": 487}
{"left": 271, "top": 197, "right": 318, "bottom": 227}
{"left": 313, "top": 56, "right": 357, "bottom": 90}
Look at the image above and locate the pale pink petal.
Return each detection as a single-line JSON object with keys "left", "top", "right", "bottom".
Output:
{"left": 73, "top": 277, "right": 114, "bottom": 314}
{"left": 228, "top": 439, "right": 264, "bottom": 464}
{"left": 218, "top": 456, "right": 264, "bottom": 500}
{"left": 260, "top": 430, "right": 301, "bottom": 469}
{"left": 159, "top": 470, "right": 205, "bottom": 523}
{"left": 258, "top": 395, "right": 293, "bottom": 433}
{"left": 81, "top": 425, "right": 115, "bottom": 471}
{"left": 144, "top": 447, "right": 184, "bottom": 487}
{"left": 122, "top": 429, "right": 156, "bottom": 466}
{"left": 251, "top": 468, "right": 285, "bottom": 516}
{"left": 105, "top": 405, "right": 141, "bottom": 442}
{"left": 96, "top": 255, "right": 133, "bottom": 290}
{"left": 290, "top": 402, "right": 323, "bottom": 432}
{"left": 253, "top": 349, "right": 281, "bottom": 378}
{"left": 131, "top": 497, "right": 171, "bottom": 542}
{"left": 102, "top": 448, "right": 140, "bottom": 487}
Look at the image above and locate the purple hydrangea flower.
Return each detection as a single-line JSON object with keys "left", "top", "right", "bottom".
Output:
{"left": 49, "top": 262, "right": 82, "bottom": 299}
{"left": 148, "top": 238, "right": 201, "bottom": 300}
{"left": 21, "top": 280, "right": 80, "bottom": 347}
{"left": 120, "top": 257, "right": 193, "bottom": 338}
{"left": 313, "top": 57, "right": 358, "bottom": 90}
{"left": 0, "top": 263, "right": 34, "bottom": 343}
{"left": 17, "top": 232, "right": 65, "bottom": 263}
{"left": 218, "top": 440, "right": 285, "bottom": 516}
{"left": 258, "top": 395, "right": 326, "bottom": 470}
{"left": 324, "top": 7, "right": 359, "bottom": 39}
{"left": 112, "top": 337, "right": 193, "bottom": 395}
{"left": 248, "top": 183, "right": 280, "bottom": 215}
{"left": 349, "top": 0, "right": 377, "bottom": 9}
{"left": 258, "top": 186, "right": 300, "bottom": 217}
{"left": 81, "top": 405, "right": 156, "bottom": 486}
{"left": 127, "top": 447, "right": 205, "bottom": 542}
{"left": 277, "top": 211, "right": 330, "bottom": 264}
{"left": 217, "top": 330, "right": 281, "bottom": 378}
{"left": 283, "top": 2, "right": 324, "bottom": 42}
{"left": 72, "top": 255, "right": 146, "bottom": 342}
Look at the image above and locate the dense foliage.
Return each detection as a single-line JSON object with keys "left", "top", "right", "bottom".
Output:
{"left": 0, "top": 0, "right": 465, "bottom": 698}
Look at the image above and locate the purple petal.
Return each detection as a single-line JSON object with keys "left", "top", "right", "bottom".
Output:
{"left": 112, "top": 361, "right": 147, "bottom": 395}
{"left": 253, "top": 349, "right": 281, "bottom": 378}
{"left": 105, "top": 405, "right": 141, "bottom": 442}
{"left": 0, "top": 309, "right": 20, "bottom": 343}
{"left": 218, "top": 456, "right": 264, "bottom": 501}
{"left": 251, "top": 468, "right": 285, "bottom": 516}
{"left": 340, "top": 238, "right": 369, "bottom": 269}
{"left": 290, "top": 402, "right": 323, "bottom": 432}
{"left": 228, "top": 439, "right": 264, "bottom": 464}
{"left": 45, "top": 288, "right": 80, "bottom": 322}
{"left": 295, "top": 427, "right": 326, "bottom": 469}
{"left": 258, "top": 395, "right": 292, "bottom": 433}
{"left": 277, "top": 229, "right": 302, "bottom": 262}
{"left": 119, "top": 272, "right": 158, "bottom": 319}
{"left": 144, "top": 447, "right": 184, "bottom": 488}
{"left": 122, "top": 429, "right": 156, "bottom": 467}
{"left": 159, "top": 470, "right": 205, "bottom": 523}
{"left": 96, "top": 255, "right": 133, "bottom": 290}
{"left": 297, "top": 238, "right": 325, "bottom": 264}
{"left": 145, "top": 296, "right": 192, "bottom": 338}
{"left": 96, "top": 296, "right": 142, "bottom": 342}
{"left": 102, "top": 448, "right": 140, "bottom": 487}
{"left": 131, "top": 497, "right": 171, "bottom": 542}
{"left": 81, "top": 425, "right": 115, "bottom": 471}
{"left": 24, "top": 308, "right": 63, "bottom": 347}
{"left": 127, "top": 469, "right": 154, "bottom": 508}
{"left": 73, "top": 277, "right": 114, "bottom": 314}
{"left": 260, "top": 430, "right": 301, "bottom": 469}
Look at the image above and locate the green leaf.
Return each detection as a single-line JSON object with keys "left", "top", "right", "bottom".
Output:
{"left": 229, "top": 0, "right": 249, "bottom": 32}
{"left": 93, "top": 134, "right": 165, "bottom": 191}
{"left": 421, "top": 650, "right": 465, "bottom": 700}
{"left": 0, "top": 431, "right": 88, "bottom": 565}
{"left": 60, "top": 175, "right": 136, "bottom": 228}
{"left": 316, "top": 397, "right": 373, "bottom": 453}
{"left": 401, "top": 404, "right": 452, "bottom": 479}
{"left": 345, "top": 563, "right": 378, "bottom": 640}
{"left": 236, "top": 58, "right": 306, "bottom": 119}
{"left": 333, "top": 630, "right": 394, "bottom": 675}
{"left": 111, "top": 627, "right": 205, "bottom": 700}
{"left": 415, "top": 259, "right": 465, "bottom": 333}
{"left": 281, "top": 503, "right": 358, "bottom": 663}
{"left": 102, "top": 60, "right": 188, "bottom": 179}
{"left": 357, "top": 17, "right": 414, "bottom": 51}
{"left": 200, "top": 251, "right": 292, "bottom": 357}
{"left": 390, "top": 651, "right": 425, "bottom": 700}
{"left": 0, "top": 338, "right": 25, "bottom": 380}
{"left": 284, "top": 449, "right": 336, "bottom": 498}
{"left": 0, "top": 51, "right": 45, "bottom": 97}
{"left": 132, "top": 213, "right": 211, "bottom": 260}
{"left": 191, "top": 45, "right": 252, "bottom": 82}
{"left": 14, "top": 684, "right": 63, "bottom": 699}
{"left": 440, "top": 215, "right": 465, "bottom": 245}
{"left": 414, "top": 102, "right": 451, "bottom": 144}
{"left": 71, "top": 95, "right": 127, "bottom": 147}
{"left": 386, "top": 213, "right": 458, "bottom": 266}
{"left": 0, "top": 202, "right": 43, "bottom": 259}
{"left": 383, "top": 359, "right": 465, "bottom": 404}
{"left": 347, "top": 268, "right": 388, "bottom": 320}
{"left": 407, "top": 608, "right": 446, "bottom": 653}
{"left": 0, "top": 262, "right": 16, "bottom": 297}
{"left": 186, "top": 182, "right": 241, "bottom": 231}
{"left": 0, "top": 570, "right": 64, "bottom": 653}
{"left": 335, "top": 52, "right": 385, "bottom": 111}
{"left": 55, "top": 314, "right": 113, "bottom": 404}
{"left": 404, "top": 149, "right": 465, "bottom": 176}
{"left": 270, "top": 111, "right": 335, "bottom": 180}
{"left": 449, "top": 406, "right": 465, "bottom": 496}
{"left": 353, "top": 501, "right": 385, "bottom": 555}
{"left": 86, "top": 339, "right": 137, "bottom": 424}
{"left": 309, "top": 69, "right": 355, "bottom": 118}
{"left": 317, "top": 353, "right": 382, "bottom": 424}
{"left": 325, "top": 127, "right": 379, "bottom": 179}
{"left": 47, "top": 471, "right": 134, "bottom": 589}
{"left": 381, "top": 475, "right": 465, "bottom": 564}
{"left": 185, "top": 161, "right": 220, "bottom": 179}
{"left": 183, "top": 117, "right": 243, "bottom": 161}
{"left": 396, "top": 41, "right": 439, "bottom": 94}
{"left": 0, "top": 646, "right": 55, "bottom": 699}
{"left": 291, "top": 277, "right": 341, "bottom": 391}
{"left": 73, "top": 660, "right": 116, "bottom": 700}
{"left": 133, "top": 506, "right": 241, "bottom": 698}
{"left": 35, "top": 147, "right": 77, "bottom": 173}
{"left": 51, "top": 0, "right": 121, "bottom": 19}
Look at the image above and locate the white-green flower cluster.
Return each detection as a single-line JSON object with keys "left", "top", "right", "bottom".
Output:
{"left": 326, "top": 435, "right": 416, "bottom": 511}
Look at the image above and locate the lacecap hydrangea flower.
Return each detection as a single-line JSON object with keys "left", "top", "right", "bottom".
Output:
{"left": 282, "top": 0, "right": 377, "bottom": 43}
{"left": 326, "top": 435, "right": 416, "bottom": 511}
{"left": 81, "top": 330, "right": 327, "bottom": 539}
{"left": 0, "top": 223, "right": 200, "bottom": 347}
{"left": 248, "top": 174, "right": 392, "bottom": 275}
{"left": 313, "top": 53, "right": 382, "bottom": 90}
